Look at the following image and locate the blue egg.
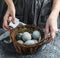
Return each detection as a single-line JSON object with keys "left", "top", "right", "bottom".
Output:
{"left": 32, "top": 30, "right": 41, "bottom": 40}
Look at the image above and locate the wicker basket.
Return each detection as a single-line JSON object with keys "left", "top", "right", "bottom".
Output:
{"left": 10, "top": 25, "right": 46, "bottom": 54}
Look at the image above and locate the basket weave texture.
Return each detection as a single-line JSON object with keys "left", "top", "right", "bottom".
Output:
{"left": 10, "top": 25, "right": 45, "bottom": 54}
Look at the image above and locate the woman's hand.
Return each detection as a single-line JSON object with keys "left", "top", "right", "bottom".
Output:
{"left": 3, "top": 5, "right": 16, "bottom": 30}
{"left": 45, "top": 10, "right": 59, "bottom": 43}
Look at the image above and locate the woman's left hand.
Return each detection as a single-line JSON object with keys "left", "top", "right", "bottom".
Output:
{"left": 45, "top": 10, "right": 59, "bottom": 43}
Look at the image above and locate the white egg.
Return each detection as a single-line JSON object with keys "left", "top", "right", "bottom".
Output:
{"left": 17, "top": 40, "right": 24, "bottom": 44}
{"left": 32, "top": 30, "right": 41, "bottom": 40}
{"left": 32, "top": 40, "right": 38, "bottom": 43}
{"left": 22, "top": 32, "right": 31, "bottom": 41}
{"left": 24, "top": 40, "right": 35, "bottom": 45}
{"left": 24, "top": 40, "right": 38, "bottom": 45}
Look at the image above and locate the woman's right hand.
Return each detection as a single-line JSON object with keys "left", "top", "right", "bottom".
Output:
{"left": 3, "top": 4, "right": 16, "bottom": 30}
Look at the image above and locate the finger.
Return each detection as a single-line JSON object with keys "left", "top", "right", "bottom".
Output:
{"left": 3, "top": 19, "right": 9, "bottom": 29}
{"left": 45, "top": 24, "right": 49, "bottom": 39}
{"left": 8, "top": 16, "right": 12, "bottom": 22}
{"left": 47, "top": 31, "right": 55, "bottom": 43}
{"left": 3, "top": 22, "right": 9, "bottom": 30}
{"left": 3, "top": 12, "right": 9, "bottom": 30}
{"left": 11, "top": 12, "right": 16, "bottom": 23}
{"left": 47, "top": 37, "right": 53, "bottom": 43}
{"left": 50, "top": 26, "right": 56, "bottom": 39}
{"left": 51, "top": 31, "right": 55, "bottom": 39}
{"left": 3, "top": 24, "right": 7, "bottom": 30}
{"left": 3, "top": 16, "right": 12, "bottom": 30}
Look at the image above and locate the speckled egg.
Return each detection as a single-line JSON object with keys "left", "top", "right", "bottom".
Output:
{"left": 16, "top": 33, "right": 23, "bottom": 40}
{"left": 17, "top": 40, "right": 24, "bottom": 44}
{"left": 32, "top": 30, "right": 41, "bottom": 40}
{"left": 24, "top": 40, "right": 37, "bottom": 45}
{"left": 22, "top": 32, "right": 31, "bottom": 41}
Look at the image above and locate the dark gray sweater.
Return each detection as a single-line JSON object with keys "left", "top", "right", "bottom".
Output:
{"left": 0, "top": 0, "right": 53, "bottom": 28}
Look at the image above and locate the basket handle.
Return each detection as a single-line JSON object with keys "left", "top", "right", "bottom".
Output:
{"left": 42, "top": 37, "right": 51, "bottom": 44}
{"left": 42, "top": 30, "right": 51, "bottom": 44}
{"left": 41, "top": 37, "right": 52, "bottom": 50}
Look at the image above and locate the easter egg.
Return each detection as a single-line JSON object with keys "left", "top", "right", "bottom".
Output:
{"left": 32, "top": 40, "right": 38, "bottom": 43}
{"left": 24, "top": 40, "right": 38, "bottom": 45}
{"left": 24, "top": 40, "right": 35, "bottom": 45}
{"left": 17, "top": 40, "right": 24, "bottom": 44}
{"left": 22, "top": 32, "right": 31, "bottom": 41}
{"left": 16, "top": 33, "right": 23, "bottom": 40}
{"left": 32, "top": 30, "right": 41, "bottom": 40}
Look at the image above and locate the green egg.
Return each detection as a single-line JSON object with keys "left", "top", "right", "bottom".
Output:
{"left": 16, "top": 33, "right": 23, "bottom": 40}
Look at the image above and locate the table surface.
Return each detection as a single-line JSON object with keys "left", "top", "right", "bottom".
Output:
{"left": 0, "top": 29, "right": 60, "bottom": 58}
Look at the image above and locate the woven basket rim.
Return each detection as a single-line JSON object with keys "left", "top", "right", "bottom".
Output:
{"left": 10, "top": 25, "right": 45, "bottom": 48}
